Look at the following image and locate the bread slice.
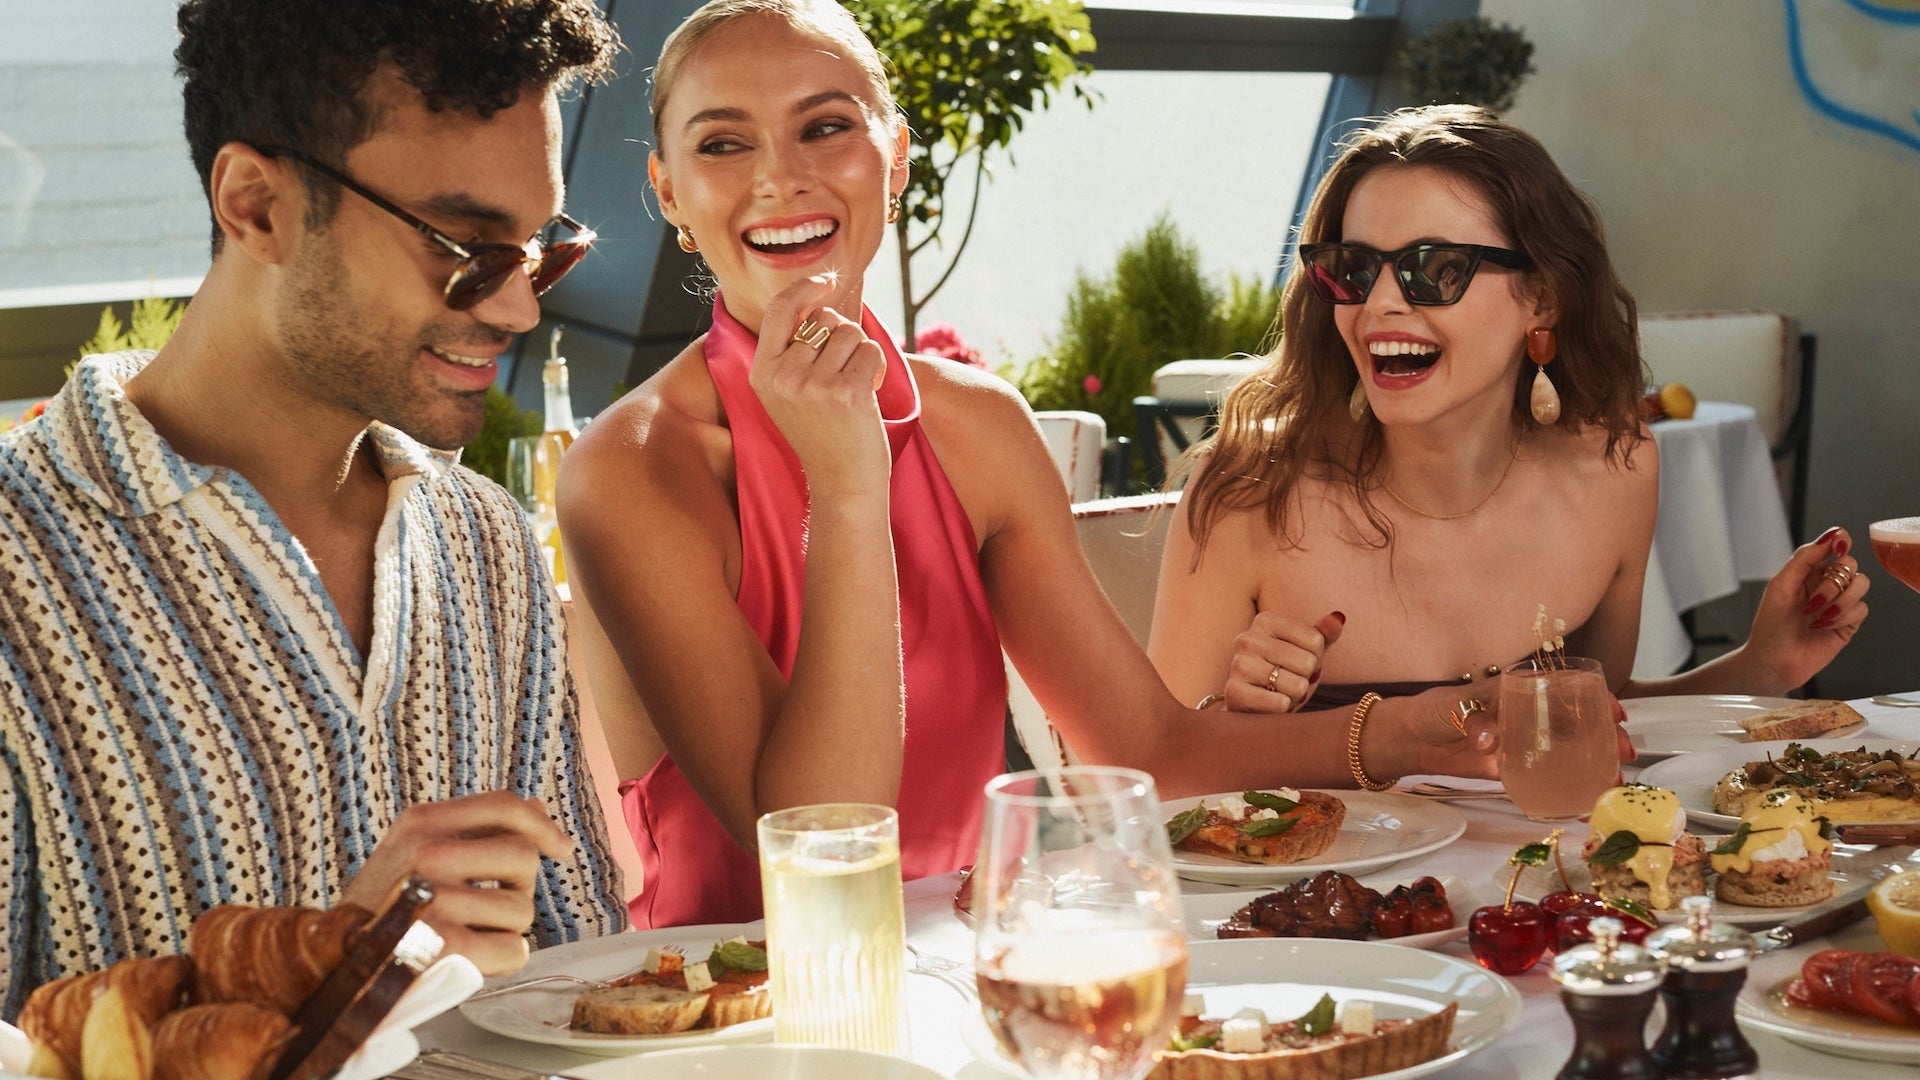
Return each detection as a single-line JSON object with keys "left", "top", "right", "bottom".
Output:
{"left": 1716, "top": 850, "right": 1836, "bottom": 908}
{"left": 703, "top": 983, "right": 772, "bottom": 1028}
{"left": 1739, "top": 700, "right": 1865, "bottom": 741}
{"left": 570, "top": 984, "right": 710, "bottom": 1035}
{"left": 1149, "top": 1001, "right": 1456, "bottom": 1080}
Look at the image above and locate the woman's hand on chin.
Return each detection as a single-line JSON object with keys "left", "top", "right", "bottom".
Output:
{"left": 749, "top": 275, "right": 892, "bottom": 498}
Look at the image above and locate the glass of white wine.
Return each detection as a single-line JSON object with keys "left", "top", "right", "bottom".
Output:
{"left": 974, "top": 767, "right": 1188, "bottom": 1080}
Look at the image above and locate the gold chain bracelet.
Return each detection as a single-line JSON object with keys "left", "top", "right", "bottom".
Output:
{"left": 1346, "top": 691, "right": 1393, "bottom": 791}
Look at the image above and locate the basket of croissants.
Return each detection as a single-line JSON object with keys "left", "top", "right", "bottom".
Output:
{"left": 14, "top": 876, "right": 443, "bottom": 1080}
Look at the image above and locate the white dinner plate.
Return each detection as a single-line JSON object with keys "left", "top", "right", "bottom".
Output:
{"left": 961, "top": 937, "right": 1521, "bottom": 1079}
{"left": 1734, "top": 918, "right": 1920, "bottom": 1063}
{"left": 1165, "top": 791, "right": 1468, "bottom": 886}
{"left": 569, "top": 1044, "right": 945, "bottom": 1079}
{"left": 1179, "top": 873, "right": 1481, "bottom": 950}
{"left": 1620, "top": 694, "right": 1809, "bottom": 761}
{"left": 458, "top": 921, "right": 774, "bottom": 1056}
{"left": 1635, "top": 738, "right": 1920, "bottom": 831}
{"left": 1506, "top": 844, "right": 1880, "bottom": 926}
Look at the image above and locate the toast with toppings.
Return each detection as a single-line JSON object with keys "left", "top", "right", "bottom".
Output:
{"left": 1167, "top": 791, "right": 1345, "bottom": 866}
{"left": 569, "top": 939, "right": 772, "bottom": 1036}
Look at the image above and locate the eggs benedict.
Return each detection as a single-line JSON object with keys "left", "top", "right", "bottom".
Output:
{"left": 1582, "top": 784, "right": 1708, "bottom": 910}
{"left": 1710, "top": 789, "right": 1835, "bottom": 907}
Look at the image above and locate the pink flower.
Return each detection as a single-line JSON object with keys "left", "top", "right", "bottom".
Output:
{"left": 1082, "top": 374, "right": 1103, "bottom": 396}
{"left": 914, "top": 322, "right": 985, "bottom": 368}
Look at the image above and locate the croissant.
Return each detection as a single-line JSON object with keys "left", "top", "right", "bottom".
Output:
{"left": 19, "top": 957, "right": 191, "bottom": 1080}
{"left": 18, "top": 968, "right": 102, "bottom": 1078}
{"left": 151, "top": 1004, "right": 294, "bottom": 1080}
{"left": 189, "top": 903, "right": 368, "bottom": 1014}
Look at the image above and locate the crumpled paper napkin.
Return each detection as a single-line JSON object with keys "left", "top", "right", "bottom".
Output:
{"left": 0, "top": 954, "right": 482, "bottom": 1080}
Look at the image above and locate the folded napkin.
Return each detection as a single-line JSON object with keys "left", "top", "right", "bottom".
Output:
{"left": 1395, "top": 774, "right": 1508, "bottom": 799}
{"left": 0, "top": 955, "right": 482, "bottom": 1080}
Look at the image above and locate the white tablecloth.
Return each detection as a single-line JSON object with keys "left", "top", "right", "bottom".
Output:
{"left": 421, "top": 693, "right": 1920, "bottom": 1079}
{"left": 1635, "top": 401, "right": 1795, "bottom": 677}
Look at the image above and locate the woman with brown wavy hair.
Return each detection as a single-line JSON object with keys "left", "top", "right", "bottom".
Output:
{"left": 1150, "top": 105, "right": 1864, "bottom": 717}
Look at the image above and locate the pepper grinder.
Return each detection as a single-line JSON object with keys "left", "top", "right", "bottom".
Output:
{"left": 1646, "top": 894, "right": 1761, "bottom": 1079}
{"left": 1551, "top": 915, "right": 1667, "bottom": 1080}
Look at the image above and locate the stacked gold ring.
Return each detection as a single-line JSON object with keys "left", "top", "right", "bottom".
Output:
{"left": 1821, "top": 562, "right": 1856, "bottom": 592}
{"left": 1446, "top": 699, "right": 1486, "bottom": 736}
{"left": 792, "top": 318, "right": 832, "bottom": 349}
{"left": 1265, "top": 665, "right": 1284, "bottom": 693}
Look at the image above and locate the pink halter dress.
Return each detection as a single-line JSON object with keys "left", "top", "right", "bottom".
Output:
{"left": 620, "top": 297, "right": 1007, "bottom": 929}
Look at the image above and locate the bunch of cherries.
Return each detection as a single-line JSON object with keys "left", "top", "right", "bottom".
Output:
{"left": 1467, "top": 830, "right": 1656, "bottom": 975}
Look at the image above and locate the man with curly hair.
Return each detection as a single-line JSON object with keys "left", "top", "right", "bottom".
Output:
{"left": 0, "top": 0, "right": 626, "bottom": 1013}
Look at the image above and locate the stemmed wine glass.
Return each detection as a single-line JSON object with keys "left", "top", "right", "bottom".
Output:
{"left": 973, "top": 767, "right": 1188, "bottom": 1080}
{"left": 1870, "top": 518, "right": 1920, "bottom": 594}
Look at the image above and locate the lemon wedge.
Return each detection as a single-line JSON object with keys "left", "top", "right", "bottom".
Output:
{"left": 1868, "top": 870, "right": 1920, "bottom": 957}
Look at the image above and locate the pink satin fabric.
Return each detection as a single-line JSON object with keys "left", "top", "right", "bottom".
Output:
{"left": 621, "top": 297, "right": 1007, "bottom": 929}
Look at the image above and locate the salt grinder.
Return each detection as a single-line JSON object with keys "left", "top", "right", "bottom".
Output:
{"left": 1646, "top": 894, "right": 1760, "bottom": 1079}
{"left": 1551, "top": 916, "right": 1667, "bottom": 1080}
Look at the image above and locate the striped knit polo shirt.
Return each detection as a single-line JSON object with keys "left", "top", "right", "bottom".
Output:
{"left": 0, "top": 352, "right": 625, "bottom": 1017}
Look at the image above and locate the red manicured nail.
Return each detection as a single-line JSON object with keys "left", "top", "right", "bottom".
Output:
{"left": 1310, "top": 666, "right": 1323, "bottom": 683}
{"left": 1812, "top": 615, "right": 1836, "bottom": 630}
{"left": 1836, "top": 539, "right": 1850, "bottom": 557}
{"left": 1816, "top": 526, "right": 1841, "bottom": 547}
{"left": 1332, "top": 611, "right": 1347, "bottom": 625}
{"left": 1823, "top": 604, "right": 1841, "bottom": 621}
{"left": 1803, "top": 594, "right": 1825, "bottom": 615}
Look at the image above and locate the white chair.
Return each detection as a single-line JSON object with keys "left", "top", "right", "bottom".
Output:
{"left": 1134, "top": 358, "right": 1261, "bottom": 487}
{"left": 1031, "top": 409, "right": 1107, "bottom": 503}
{"left": 1638, "top": 310, "right": 1815, "bottom": 540}
{"left": 1006, "top": 492, "right": 1179, "bottom": 770}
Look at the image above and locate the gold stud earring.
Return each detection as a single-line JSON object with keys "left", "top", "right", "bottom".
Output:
{"left": 676, "top": 224, "right": 698, "bottom": 254}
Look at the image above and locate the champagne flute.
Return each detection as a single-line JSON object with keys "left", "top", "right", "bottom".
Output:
{"left": 1498, "top": 656, "right": 1618, "bottom": 821}
{"left": 974, "top": 767, "right": 1187, "bottom": 1080}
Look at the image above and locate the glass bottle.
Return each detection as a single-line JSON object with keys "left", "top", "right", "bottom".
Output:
{"left": 1646, "top": 894, "right": 1760, "bottom": 1079}
{"left": 533, "top": 326, "right": 576, "bottom": 585}
{"left": 1550, "top": 916, "right": 1666, "bottom": 1080}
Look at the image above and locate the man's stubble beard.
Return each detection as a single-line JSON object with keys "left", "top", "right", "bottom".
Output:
{"left": 278, "top": 233, "right": 488, "bottom": 452}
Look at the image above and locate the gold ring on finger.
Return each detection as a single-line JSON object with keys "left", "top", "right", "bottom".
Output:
{"left": 1265, "top": 665, "right": 1284, "bottom": 693}
{"left": 792, "top": 319, "right": 832, "bottom": 350}
{"left": 1446, "top": 699, "right": 1485, "bottom": 736}
{"left": 1822, "top": 563, "right": 1855, "bottom": 591}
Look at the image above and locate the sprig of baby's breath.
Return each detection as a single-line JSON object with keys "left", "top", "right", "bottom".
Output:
{"left": 1530, "top": 604, "right": 1568, "bottom": 670}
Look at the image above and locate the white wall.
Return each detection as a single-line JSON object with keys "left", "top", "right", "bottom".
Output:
{"left": 1481, "top": 0, "right": 1920, "bottom": 697}
{"left": 860, "top": 68, "right": 1330, "bottom": 370}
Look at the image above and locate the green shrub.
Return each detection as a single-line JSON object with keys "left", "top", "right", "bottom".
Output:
{"left": 1018, "top": 215, "right": 1280, "bottom": 454}
{"left": 79, "top": 296, "right": 187, "bottom": 359}
{"left": 1397, "top": 17, "right": 1535, "bottom": 114}
{"left": 463, "top": 387, "right": 541, "bottom": 487}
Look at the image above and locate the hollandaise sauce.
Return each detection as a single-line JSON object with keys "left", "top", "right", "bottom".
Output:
{"left": 1710, "top": 790, "right": 1830, "bottom": 876}
{"left": 1590, "top": 785, "right": 1684, "bottom": 909}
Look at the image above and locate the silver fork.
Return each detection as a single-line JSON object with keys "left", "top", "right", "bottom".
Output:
{"left": 467, "top": 946, "right": 681, "bottom": 1002}
{"left": 1872, "top": 695, "right": 1920, "bottom": 708}
{"left": 906, "top": 942, "right": 977, "bottom": 1001}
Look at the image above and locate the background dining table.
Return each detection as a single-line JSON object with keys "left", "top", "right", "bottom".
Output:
{"left": 420, "top": 692, "right": 1920, "bottom": 1078}
{"left": 1635, "top": 401, "right": 1796, "bottom": 679}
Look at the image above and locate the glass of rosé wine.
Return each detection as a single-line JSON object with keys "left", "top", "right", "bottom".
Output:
{"left": 1871, "top": 518, "right": 1920, "bottom": 594}
{"left": 974, "top": 767, "right": 1188, "bottom": 1080}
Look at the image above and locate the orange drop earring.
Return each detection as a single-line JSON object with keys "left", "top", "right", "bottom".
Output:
{"left": 1527, "top": 326, "right": 1561, "bottom": 425}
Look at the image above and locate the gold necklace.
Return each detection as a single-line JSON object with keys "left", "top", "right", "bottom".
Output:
{"left": 1381, "top": 443, "right": 1519, "bottom": 521}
